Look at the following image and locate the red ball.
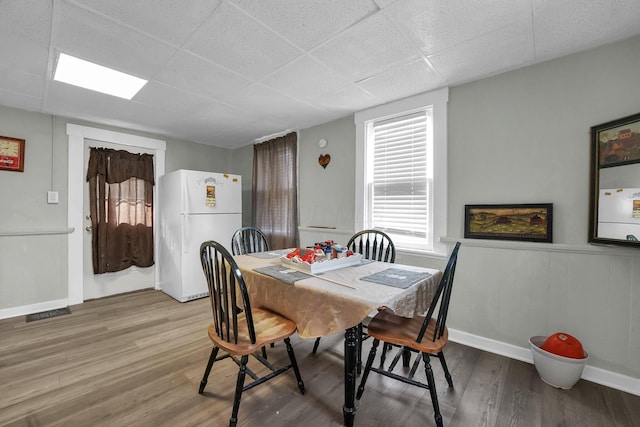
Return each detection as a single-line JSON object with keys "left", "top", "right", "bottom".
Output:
{"left": 541, "top": 332, "right": 585, "bottom": 359}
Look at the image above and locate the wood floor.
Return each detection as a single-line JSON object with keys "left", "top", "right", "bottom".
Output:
{"left": 2, "top": 289, "right": 639, "bottom": 427}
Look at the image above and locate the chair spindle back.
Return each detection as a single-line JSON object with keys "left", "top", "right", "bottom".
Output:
{"left": 417, "top": 242, "right": 461, "bottom": 344}
{"left": 200, "top": 240, "right": 256, "bottom": 345}
{"left": 346, "top": 229, "right": 396, "bottom": 263}
{"left": 231, "top": 226, "right": 270, "bottom": 255}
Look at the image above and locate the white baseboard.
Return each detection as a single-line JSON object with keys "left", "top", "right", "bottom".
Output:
{"left": 449, "top": 329, "right": 640, "bottom": 397}
{"left": 0, "top": 298, "right": 69, "bottom": 321}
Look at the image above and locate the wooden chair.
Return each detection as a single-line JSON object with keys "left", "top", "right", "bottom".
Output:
{"left": 312, "top": 229, "right": 396, "bottom": 369}
{"left": 356, "top": 242, "right": 461, "bottom": 427}
{"left": 198, "top": 241, "right": 305, "bottom": 427}
{"left": 231, "top": 227, "right": 273, "bottom": 357}
{"left": 231, "top": 226, "right": 270, "bottom": 255}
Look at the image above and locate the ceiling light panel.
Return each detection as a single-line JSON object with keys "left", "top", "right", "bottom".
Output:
{"left": 53, "top": 53, "right": 147, "bottom": 100}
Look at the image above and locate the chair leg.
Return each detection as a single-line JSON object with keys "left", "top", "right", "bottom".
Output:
{"left": 356, "top": 338, "right": 379, "bottom": 400}
{"left": 229, "top": 355, "right": 249, "bottom": 427}
{"left": 422, "top": 353, "right": 443, "bottom": 427}
{"left": 284, "top": 337, "right": 305, "bottom": 394}
{"left": 312, "top": 337, "right": 321, "bottom": 354}
{"left": 357, "top": 323, "right": 363, "bottom": 374}
{"left": 437, "top": 351, "right": 453, "bottom": 388}
{"left": 380, "top": 342, "right": 390, "bottom": 367}
{"left": 199, "top": 346, "right": 219, "bottom": 394}
{"left": 402, "top": 347, "right": 411, "bottom": 367}
{"left": 261, "top": 346, "right": 268, "bottom": 360}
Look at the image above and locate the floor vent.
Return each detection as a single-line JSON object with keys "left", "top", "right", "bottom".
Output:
{"left": 26, "top": 307, "right": 72, "bottom": 322}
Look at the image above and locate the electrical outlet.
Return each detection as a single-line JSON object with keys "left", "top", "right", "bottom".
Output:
{"left": 47, "top": 191, "right": 59, "bottom": 204}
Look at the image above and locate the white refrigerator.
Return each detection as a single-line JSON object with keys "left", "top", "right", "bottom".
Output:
{"left": 598, "top": 187, "right": 640, "bottom": 240}
{"left": 159, "top": 169, "right": 242, "bottom": 302}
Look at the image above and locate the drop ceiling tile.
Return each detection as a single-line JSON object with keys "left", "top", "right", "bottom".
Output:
{"left": 184, "top": 2, "right": 303, "bottom": 81}
{"left": 228, "top": 83, "right": 328, "bottom": 121}
{"left": 154, "top": 51, "right": 251, "bottom": 102}
{"left": 44, "top": 80, "right": 155, "bottom": 130}
{"left": 532, "top": 0, "right": 640, "bottom": 61}
{"left": 311, "top": 12, "right": 420, "bottom": 82}
{"left": 43, "top": 81, "right": 108, "bottom": 113}
{"left": 314, "top": 85, "right": 383, "bottom": 115}
{"left": 0, "top": 36, "right": 49, "bottom": 76}
{"left": 373, "top": 0, "right": 399, "bottom": 9}
{"left": 260, "top": 54, "right": 351, "bottom": 102}
{"left": 228, "top": 0, "right": 380, "bottom": 51}
{"left": 0, "top": 0, "right": 52, "bottom": 44}
{"left": 357, "top": 58, "right": 445, "bottom": 102}
{"left": 428, "top": 23, "right": 535, "bottom": 86}
{"left": 0, "top": 68, "right": 44, "bottom": 99}
{"left": 0, "top": 89, "right": 42, "bottom": 113}
{"left": 116, "top": 106, "right": 186, "bottom": 136}
{"left": 55, "top": 2, "right": 176, "bottom": 78}
{"left": 194, "top": 100, "right": 264, "bottom": 128}
{"left": 168, "top": 112, "right": 270, "bottom": 147}
{"left": 207, "top": 127, "right": 267, "bottom": 148}
{"left": 384, "top": 0, "right": 531, "bottom": 55}
{"left": 71, "top": 0, "right": 222, "bottom": 46}
{"left": 132, "top": 81, "right": 216, "bottom": 116}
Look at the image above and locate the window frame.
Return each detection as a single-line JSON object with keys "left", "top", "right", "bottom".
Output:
{"left": 355, "top": 87, "right": 449, "bottom": 256}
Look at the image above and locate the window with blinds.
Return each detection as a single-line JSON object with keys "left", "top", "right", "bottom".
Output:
{"left": 365, "top": 107, "right": 433, "bottom": 251}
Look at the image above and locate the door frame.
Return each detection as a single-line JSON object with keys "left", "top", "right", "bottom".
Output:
{"left": 67, "top": 124, "right": 166, "bottom": 305}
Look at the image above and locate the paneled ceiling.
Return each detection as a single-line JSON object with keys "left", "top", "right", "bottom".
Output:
{"left": 1, "top": 0, "right": 639, "bottom": 148}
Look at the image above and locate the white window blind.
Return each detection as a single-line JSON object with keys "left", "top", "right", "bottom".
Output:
{"left": 367, "top": 108, "right": 432, "bottom": 249}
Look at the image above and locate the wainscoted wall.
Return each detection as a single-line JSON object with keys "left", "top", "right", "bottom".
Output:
{"left": 0, "top": 105, "right": 239, "bottom": 318}
{"left": 446, "top": 238, "right": 640, "bottom": 394}
{"left": 297, "top": 35, "right": 640, "bottom": 395}
{"left": 0, "top": 231, "right": 69, "bottom": 318}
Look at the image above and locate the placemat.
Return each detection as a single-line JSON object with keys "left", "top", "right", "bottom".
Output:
{"left": 360, "top": 268, "right": 432, "bottom": 289}
{"left": 248, "top": 249, "right": 291, "bottom": 259}
{"left": 254, "top": 265, "right": 313, "bottom": 285}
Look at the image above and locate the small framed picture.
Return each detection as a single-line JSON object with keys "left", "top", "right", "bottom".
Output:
{"left": 464, "top": 203, "right": 553, "bottom": 243}
{"left": 593, "top": 112, "right": 640, "bottom": 169}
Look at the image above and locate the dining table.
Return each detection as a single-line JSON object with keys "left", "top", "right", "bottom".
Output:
{"left": 233, "top": 249, "right": 442, "bottom": 427}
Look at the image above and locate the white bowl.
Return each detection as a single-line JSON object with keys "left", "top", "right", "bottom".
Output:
{"left": 529, "top": 336, "right": 588, "bottom": 389}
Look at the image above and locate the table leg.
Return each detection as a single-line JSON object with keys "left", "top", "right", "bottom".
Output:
{"left": 343, "top": 326, "right": 358, "bottom": 427}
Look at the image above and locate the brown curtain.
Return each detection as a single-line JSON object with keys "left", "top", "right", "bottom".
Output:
{"left": 252, "top": 132, "right": 298, "bottom": 249}
{"left": 87, "top": 147, "right": 155, "bottom": 274}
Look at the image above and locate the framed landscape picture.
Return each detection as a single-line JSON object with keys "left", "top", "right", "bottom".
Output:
{"left": 464, "top": 203, "right": 553, "bottom": 243}
{"left": 593, "top": 112, "right": 640, "bottom": 169}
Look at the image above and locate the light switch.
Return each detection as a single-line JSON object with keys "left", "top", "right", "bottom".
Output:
{"left": 47, "top": 191, "right": 59, "bottom": 204}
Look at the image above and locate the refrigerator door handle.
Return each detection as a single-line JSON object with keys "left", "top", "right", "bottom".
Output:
{"left": 182, "top": 175, "right": 189, "bottom": 215}
{"left": 182, "top": 214, "right": 190, "bottom": 253}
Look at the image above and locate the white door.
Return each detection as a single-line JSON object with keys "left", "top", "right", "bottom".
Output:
{"left": 82, "top": 139, "right": 155, "bottom": 300}
{"left": 67, "top": 124, "right": 166, "bottom": 305}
